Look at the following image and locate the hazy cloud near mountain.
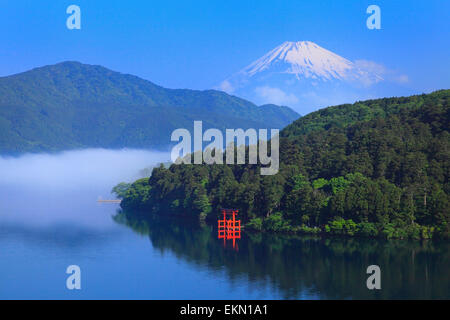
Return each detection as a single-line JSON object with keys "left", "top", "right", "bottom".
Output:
{"left": 254, "top": 86, "right": 299, "bottom": 105}
{"left": 217, "top": 79, "right": 234, "bottom": 93}
{"left": 354, "top": 59, "right": 409, "bottom": 86}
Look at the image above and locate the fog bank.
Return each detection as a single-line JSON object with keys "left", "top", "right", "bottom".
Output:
{"left": 0, "top": 148, "right": 169, "bottom": 190}
{"left": 0, "top": 149, "right": 169, "bottom": 228}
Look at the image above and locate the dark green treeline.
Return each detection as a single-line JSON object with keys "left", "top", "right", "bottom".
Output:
{"left": 119, "top": 90, "right": 450, "bottom": 239}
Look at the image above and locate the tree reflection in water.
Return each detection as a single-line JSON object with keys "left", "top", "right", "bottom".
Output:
{"left": 113, "top": 210, "right": 449, "bottom": 299}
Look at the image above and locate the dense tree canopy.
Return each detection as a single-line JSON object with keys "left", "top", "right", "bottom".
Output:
{"left": 119, "top": 90, "right": 450, "bottom": 239}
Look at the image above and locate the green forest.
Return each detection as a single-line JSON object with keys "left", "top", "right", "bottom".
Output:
{"left": 118, "top": 90, "right": 450, "bottom": 239}
{"left": 0, "top": 61, "right": 298, "bottom": 154}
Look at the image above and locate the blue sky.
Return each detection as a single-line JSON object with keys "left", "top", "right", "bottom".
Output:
{"left": 0, "top": 0, "right": 449, "bottom": 93}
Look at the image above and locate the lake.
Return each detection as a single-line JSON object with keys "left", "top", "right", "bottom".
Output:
{"left": 0, "top": 150, "right": 448, "bottom": 299}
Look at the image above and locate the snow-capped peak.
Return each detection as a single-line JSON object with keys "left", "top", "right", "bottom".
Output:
{"left": 238, "top": 41, "right": 381, "bottom": 82}
{"left": 216, "top": 41, "right": 388, "bottom": 114}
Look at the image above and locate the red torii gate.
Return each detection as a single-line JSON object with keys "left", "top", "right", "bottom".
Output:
{"left": 218, "top": 208, "right": 241, "bottom": 249}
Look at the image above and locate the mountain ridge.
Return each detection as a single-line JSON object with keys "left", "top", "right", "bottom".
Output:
{"left": 0, "top": 61, "right": 299, "bottom": 154}
{"left": 218, "top": 41, "right": 410, "bottom": 114}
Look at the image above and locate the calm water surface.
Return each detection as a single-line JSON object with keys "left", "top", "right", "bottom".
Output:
{"left": 1, "top": 186, "right": 448, "bottom": 300}
{"left": 0, "top": 151, "right": 448, "bottom": 299}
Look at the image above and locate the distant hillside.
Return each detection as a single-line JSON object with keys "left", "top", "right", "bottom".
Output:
{"left": 281, "top": 90, "right": 446, "bottom": 138}
{"left": 0, "top": 61, "right": 299, "bottom": 154}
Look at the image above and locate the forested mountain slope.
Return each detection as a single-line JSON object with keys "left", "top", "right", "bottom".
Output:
{"left": 0, "top": 61, "right": 299, "bottom": 154}
{"left": 120, "top": 90, "right": 450, "bottom": 239}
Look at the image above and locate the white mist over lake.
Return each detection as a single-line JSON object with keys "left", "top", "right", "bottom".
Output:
{"left": 0, "top": 149, "right": 169, "bottom": 189}
{"left": 0, "top": 149, "right": 170, "bottom": 227}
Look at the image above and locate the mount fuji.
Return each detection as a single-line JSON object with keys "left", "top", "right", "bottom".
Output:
{"left": 218, "top": 41, "right": 410, "bottom": 114}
